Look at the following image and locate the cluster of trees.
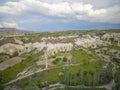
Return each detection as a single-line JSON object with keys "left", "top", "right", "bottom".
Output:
{"left": 111, "top": 50, "right": 120, "bottom": 89}
{"left": 0, "top": 53, "right": 11, "bottom": 63}
{"left": 0, "top": 51, "right": 19, "bottom": 63}
{"left": 59, "top": 69, "right": 113, "bottom": 86}
{"left": 52, "top": 57, "right": 68, "bottom": 65}
{"left": 114, "top": 68, "right": 120, "bottom": 90}
{"left": 38, "top": 81, "right": 49, "bottom": 88}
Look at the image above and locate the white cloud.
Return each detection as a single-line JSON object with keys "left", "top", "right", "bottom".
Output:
{"left": 106, "top": 6, "right": 120, "bottom": 23}
{"left": 0, "top": 0, "right": 120, "bottom": 23}
{"left": 0, "top": 0, "right": 107, "bottom": 17}
{"left": 0, "top": 1, "right": 26, "bottom": 14}
{"left": 71, "top": 3, "right": 107, "bottom": 17}
{"left": 0, "top": 24, "right": 2, "bottom": 28}
{"left": 0, "top": 21, "right": 18, "bottom": 28}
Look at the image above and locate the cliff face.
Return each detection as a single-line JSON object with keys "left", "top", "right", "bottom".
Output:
{"left": 0, "top": 30, "right": 120, "bottom": 90}
{"left": 0, "top": 42, "right": 73, "bottom": 56}
{"left": 1, "top": 32, "right": 119, "bottom": 56}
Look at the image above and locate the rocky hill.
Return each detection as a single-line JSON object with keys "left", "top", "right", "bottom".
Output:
{"left": 0, "top": 29, "right": 120, "bottom": 90}
{"left": 0, "top": 28, "right": 27, "bottom": 36}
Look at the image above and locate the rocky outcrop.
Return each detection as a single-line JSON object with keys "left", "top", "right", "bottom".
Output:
{"left": 46, "top": 43, "right": 73, "bottom": 56}
{"left": 102, "top": 33, "right": 120, "bottom": 46}
{"left": 41, "top": 35, "right": 78, "bottom": 41}
{"left": 0, "top": 33, "right": 119, "bottom": 56}
{"left": 0, "top": 43, "right": 24, "bottom": 55}
{"left": 0, "top": 42, "right": 73, "bottom": 56}
{"left": 74, "top": 35, "right": 103, "bottom": 48}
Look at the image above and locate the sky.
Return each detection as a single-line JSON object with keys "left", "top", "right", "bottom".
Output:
{"left": 0, "top": 0, "right": 120, "bottom": 32}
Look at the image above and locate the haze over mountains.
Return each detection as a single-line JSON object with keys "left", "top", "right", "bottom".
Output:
{"left": 0, "top": 28, "right": 28, "bottom": 36}
{"left": 0, "top": 28, "right": 120, "bottom": 36}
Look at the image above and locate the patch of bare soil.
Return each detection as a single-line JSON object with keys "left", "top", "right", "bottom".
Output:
{"left": 0, "top": 57, "right": 22, "bottom": 71}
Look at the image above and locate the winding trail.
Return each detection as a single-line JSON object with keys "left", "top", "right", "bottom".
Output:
{"left": 6, "top": 62, "right": 116, "bottom": 90}
{"left": 6, "top": 64, "right": 79, "bottom": 85}
{"left": 42, "top": 80, "right": 115, "bottom": 90}
{"left": 6, "top": 68, "right": 50, "bottom": 85}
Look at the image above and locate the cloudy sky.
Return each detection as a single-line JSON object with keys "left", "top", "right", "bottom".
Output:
{"left": 0, "top": 0, "right": 120, "bottom": 32}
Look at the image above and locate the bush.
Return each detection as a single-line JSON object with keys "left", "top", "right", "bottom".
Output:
{"left": 113, "top": 58, "right": 120, "bottom": 63}
{"left": 51, "top": 55, "right": 56, "bottom": 58}
{"left": 115, "top": 68, "right": 120, "bottom": 90}
{"left": 63, "top": 57, "right": 67, "bottom": 62}
{"left": 52, "top": 58, "right": 61, "bottom": 64}
{"left": 12, "top": 51, "right": 19, "bottom": 57}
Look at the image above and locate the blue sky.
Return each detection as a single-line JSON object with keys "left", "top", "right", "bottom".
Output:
{"left": 0, "top": 0, "right": 120, "bottom": 32}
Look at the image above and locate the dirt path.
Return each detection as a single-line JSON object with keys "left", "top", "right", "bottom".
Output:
{"left": 6, "top": 62, "right": 115, "bottom": 90}
{"left": 6, "top": 64, "right": 79, "bottom": 85}
{"left": 42, "top": 80, "right": 115, "bottom": 90}
{"left": 6, "top": 68, "right": 50, "bottom": 85}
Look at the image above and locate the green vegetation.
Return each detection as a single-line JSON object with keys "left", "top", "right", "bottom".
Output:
{"left": 62, "top": 64, "right": 101, "bottom": 86}
{"left": 63, "top": 57, "right": 67, "bottom": 62}
{"left": 0, "top": 53, "right": 10, "bottom": 63}
{"left": 20, "top": 53, "right": 41, "bottom": 69}
{"left": 0, "top": 30, "right": 120, "bottom": 90}
{"left": 0, "top": 49, "right": 113, "bottom": 90}
{"left": 54, "top": 87, "right": 108, "bottom": 90}
{"left": 52, "top": 57, "right": 68, "bottom": 65}
{"left": 71, "top": 49, "right": 93, "bottom": 63}
{"left": 112, "top": 58, "right": 120, "bottom": 63}
{"left": 0, "top": 53, "right": 41, "bottom": 84}
{"left": 113, "top": 57, "right": 120, "bottom": 90}
{"left": 52, "top": 58, "right": 61, "bottom": 65}
{"left": 0, "top": 48, "right": 114, "bottom": 90}
{"left": 114, "top": 67, "right": 120, "bottom": 90}
{"left": 0, "top": 51, "right": 19, "bottom": 63}
{"left": 14, "top": 67, "right": 61, "bottom": 89}
{"left": 0, "top": 37, "right": 15, "bottom": 46}
{"left": 4, "top": 50, "right": 101, "bottom": 89}
{"left": 0, "top": 62, "right": 21, "bottom": 83}
{"left": 58, "top": 49, "right": 112, "bottom": 86}
{"left": 12, "top": 51, "right": 19, "bottom": 57}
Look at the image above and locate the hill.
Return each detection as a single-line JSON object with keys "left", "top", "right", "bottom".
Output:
{"left": 0, "top": 28, "right": 27, "bottom": 36}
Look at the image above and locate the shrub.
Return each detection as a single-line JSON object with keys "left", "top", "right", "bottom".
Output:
{"left": 63, "top": 57, "right": 67, "bottom": 62}
{"left": 12, "top": 51, "right": 19, "bottom": 57}
{"left": 52, "top": 58, "right": 60, "bottom": 64}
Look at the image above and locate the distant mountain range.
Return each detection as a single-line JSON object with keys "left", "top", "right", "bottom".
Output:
{"left": 0, "top": 28, "right": 27, "bottom": 36}
{"left": 0, "top": 28, "right": 120, "bottom": 36}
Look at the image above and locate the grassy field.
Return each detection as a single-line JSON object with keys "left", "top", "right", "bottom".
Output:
{"left": 54, "top": 87, "right": 108, "bottom": 90}
{"left": 7, "top": 49, "right": 103, "bottom": 89}
{"left": 0, "top": 53, "right": 41, "bottom": 84}
{"left": 0, "top": 53, "right": 10, "bottom": 63}
{"left": 13, "top": 67, "right": 62, "bottom": 89}
{"left": 71, "top": 49, "right": 93, "bottom": 63}
{"left": 0, "top": 49, "right": 112, "bottom": 90}
{"left": 59, "top": 49, "right": 103, "bottom": 86}
{"left": 0, "top": 62, "right": 22, "bottom": 83}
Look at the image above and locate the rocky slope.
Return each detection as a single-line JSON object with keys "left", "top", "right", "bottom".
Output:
{"left": 0, "top": 32, "right": 119, "bottom": 57}
{"left": 0, "top": 36, "right": 96, "bottom": 56}
{"left": 0, "top": 28, "right": 27, "bottom": 36}
{"left": 0, "top": 30, "right": 120, "bottom": 90}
